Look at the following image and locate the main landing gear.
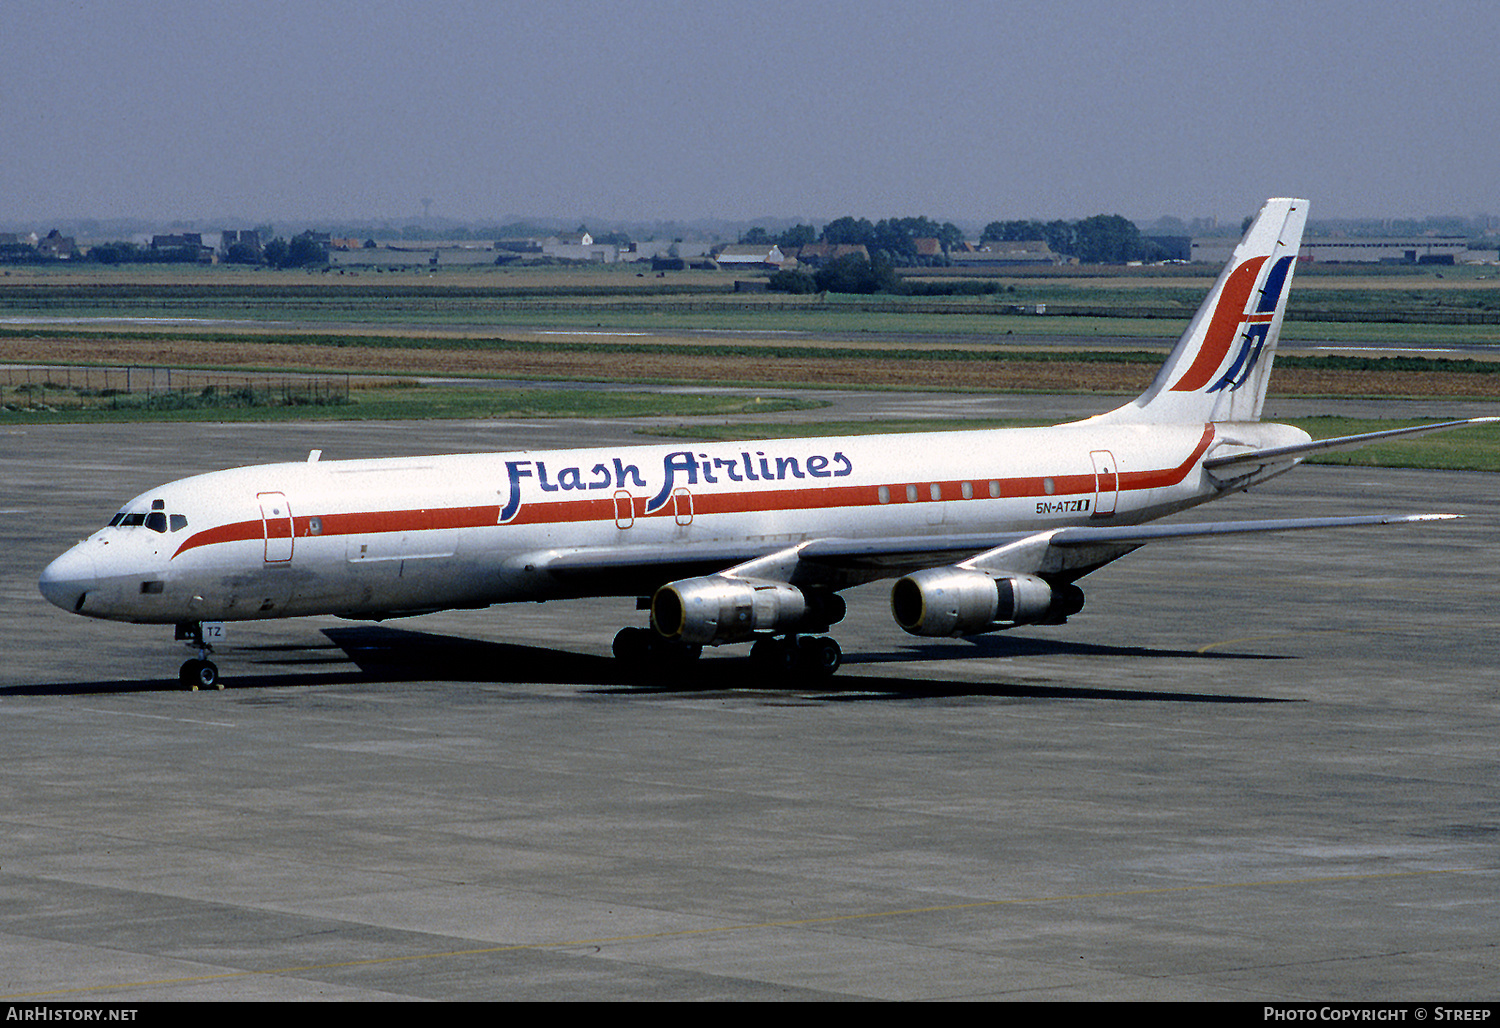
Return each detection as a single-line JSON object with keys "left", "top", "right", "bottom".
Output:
{"left": 612, "top": 627, "right": 842, "bottom": 680}
{"left": 175, "top": 622, "right": 221, "bottom": 690}
{"left": 613, "top": 626, "right": 701, "bottom": 668}
{"left": 750, "top": 634, "right": 842, "bottom": 676}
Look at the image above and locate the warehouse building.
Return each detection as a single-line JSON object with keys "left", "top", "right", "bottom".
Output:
{"left": 1190, "top": 235, "right": 1471, "bottom": 265}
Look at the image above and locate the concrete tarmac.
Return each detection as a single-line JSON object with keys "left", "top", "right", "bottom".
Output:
{"left": 1, "top": 395, "right": 1497, "bottom": 1001}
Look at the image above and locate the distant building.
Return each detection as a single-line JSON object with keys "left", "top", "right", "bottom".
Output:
{"left": 151, "top": 232, "right": 213, "bottom": 261}
{"left": 36, "top": 229, "right": 77, "bottom": 260}
{"left": 714, "top": 243, "right": 785, "bottom": 268}
{"left": 623, "top": 240, "right": 712, "bottom": 263}
{"left": 495, "top": 238, "right": 543, "bottom": 254}
{"left": 0, "top": 231, "right": 39, "bottom": 262}
{"left": 792, "top": 243, "right": 869, "bottom": 266}
{"left": 950, "top": 239, "right": 1064, "bottom": 267}
{"left": 542, "top": 232, "right": 617, "bottom": 262}
{"left": 1191, "top": 235, "right": 1469, "bottom": 265}
{"left": 219, "top": 229, "right": 263, "bottom": 258}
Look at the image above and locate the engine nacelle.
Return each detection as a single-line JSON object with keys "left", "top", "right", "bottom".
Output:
{"left": 652, "top": 576, "right": 842, "bottom": 646}
{"left": 891, "top": 567, "right": 1076, "bottom": 637}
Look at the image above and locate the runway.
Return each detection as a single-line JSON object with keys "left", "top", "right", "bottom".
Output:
{"left": 2, "top": 395, "right": 1497, "bottom": 1001}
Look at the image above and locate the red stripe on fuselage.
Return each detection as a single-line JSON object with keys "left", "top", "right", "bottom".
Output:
{"left": 171, "top": 426, "right": 1216, "bottom": 559}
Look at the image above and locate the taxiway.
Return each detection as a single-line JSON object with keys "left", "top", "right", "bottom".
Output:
{"left": 1, "top": 394, "right": 1495, "bottom": 1001}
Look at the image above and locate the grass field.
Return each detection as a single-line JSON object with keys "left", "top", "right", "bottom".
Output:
{"left": 5, "top": 260, "right": 1499, "bottom": 343}
{"left": 3, "top": 262, "right": 1497, "bottom": 470}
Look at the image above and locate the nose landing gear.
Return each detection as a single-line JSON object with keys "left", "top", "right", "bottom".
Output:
{"left": 175, "top": 622, "right": 222, "bottom": 690}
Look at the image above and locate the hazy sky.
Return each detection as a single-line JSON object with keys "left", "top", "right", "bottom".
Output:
{"left": 6, "top": 0, "right": 1497, "bottom": 228}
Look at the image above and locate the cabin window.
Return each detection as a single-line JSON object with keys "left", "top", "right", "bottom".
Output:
{"left": 1043, "top": 477, "right": 1056, "bottom": 495}
{"left": 308, "top": 516, "right": 323, "bottom": 536}
{"left": 988, "top": 480, "right": 1001, "bottom": 498}
{"left": 929, "top": 483, "right": 942, "bottom": 501}
{"left": 961, "top": 482, "right": 973, "bottom": 499}
{"left": 877, "top": 486, "right": 890, "bottom": 504}
{"left": 905, "top": 484, "right": 919, "bottom": 503}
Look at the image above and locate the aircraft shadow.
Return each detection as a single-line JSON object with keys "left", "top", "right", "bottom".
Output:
{"left": 1, "top": 627, "right": 1293, "bottom": 703}
{"left": 0, "top": 668, "right": 371, "bottom": 697}
{"left": 315, "top": 626, "right": 1293, "bottom": 704}
{"left": 843, "top": 633, "right": 1292, "bottom": 664}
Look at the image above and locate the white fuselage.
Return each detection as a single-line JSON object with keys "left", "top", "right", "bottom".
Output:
{"left": 38, "top": 419, "right": 1295, "bottom": 627}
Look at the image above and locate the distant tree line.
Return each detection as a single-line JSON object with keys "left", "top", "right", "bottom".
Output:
{"left": 741, "top": 216, "right": 964, "bottom": 268}
{"left": 259, "top": 234, "right": 329, "bottom": 268}
{"left": 978, "top": 213, "right": 1161, "bottom": 264}
{"left": 754, "top": 210, "right": 1167, "bottom": 295}
{"left": 743, "top": 212, "right": 1163, "bottom": 266}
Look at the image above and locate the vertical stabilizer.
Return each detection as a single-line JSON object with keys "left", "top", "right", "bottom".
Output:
{"left": 1091, "top": 197, "right": 1307, "bottom": 425}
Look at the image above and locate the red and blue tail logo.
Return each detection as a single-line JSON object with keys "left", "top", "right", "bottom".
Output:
{"left": 1170, "top": 254, "right": 1296, "bottom": 395}
{"left": 1087, "top": 198, "right": 1306, "bottom": 426}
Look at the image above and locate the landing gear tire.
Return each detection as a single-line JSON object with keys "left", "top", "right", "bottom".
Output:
{"left": 180, "top": 658, "right": 221, "bottom": 691}
{"left": 797, "top": 636, "right": 842, "bottom": 677}
{"left": 613, "top": 627, "right": 701, "bottom": 674}
{"left": 750, "top": 635, "right": 841, "bottom": 679}
{"left": 749, "top": 635, "right": 794, "bottom": 672}
{"left": 613, "top": 626, "right": 653, "bottom": 664}
{"left": 175, "top": 621, "right": 223, "bottom": 690}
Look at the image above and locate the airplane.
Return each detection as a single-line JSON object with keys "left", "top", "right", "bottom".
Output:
{"left": 37, "top": 198, "right": 1495, "bottom": 689}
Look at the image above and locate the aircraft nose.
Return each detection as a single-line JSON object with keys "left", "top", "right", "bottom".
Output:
{"left": 39, "top": 545, "right": 98, "bottom": 614}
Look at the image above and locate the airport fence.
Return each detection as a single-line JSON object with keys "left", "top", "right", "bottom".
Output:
{"left": 0, "top": 365, "right": 353, "bottom": 411}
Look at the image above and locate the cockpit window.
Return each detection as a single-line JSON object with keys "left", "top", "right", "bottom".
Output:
{"left": 108, "top": 508, "right": 189, "bottom": 533}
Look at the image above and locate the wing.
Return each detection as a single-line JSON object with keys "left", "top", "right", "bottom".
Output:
{"left": 530, "top": 513, "right": 1459, "bottom": 594}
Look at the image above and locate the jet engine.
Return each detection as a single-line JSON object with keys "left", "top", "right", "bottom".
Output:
{"left": 652, "top": 576, "right": 844, "bottom": 646}
{"left": 890, "top": 567, "right": 1082, "bottom": 637}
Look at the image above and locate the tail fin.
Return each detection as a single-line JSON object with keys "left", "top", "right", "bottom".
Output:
{"left": 1094, "top": 197, "right": 1308, "bottom": 425}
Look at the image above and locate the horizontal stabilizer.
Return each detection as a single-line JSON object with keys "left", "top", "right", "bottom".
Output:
{"left": 1204, "top": 418, "right": 1498, "bottom": 471}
